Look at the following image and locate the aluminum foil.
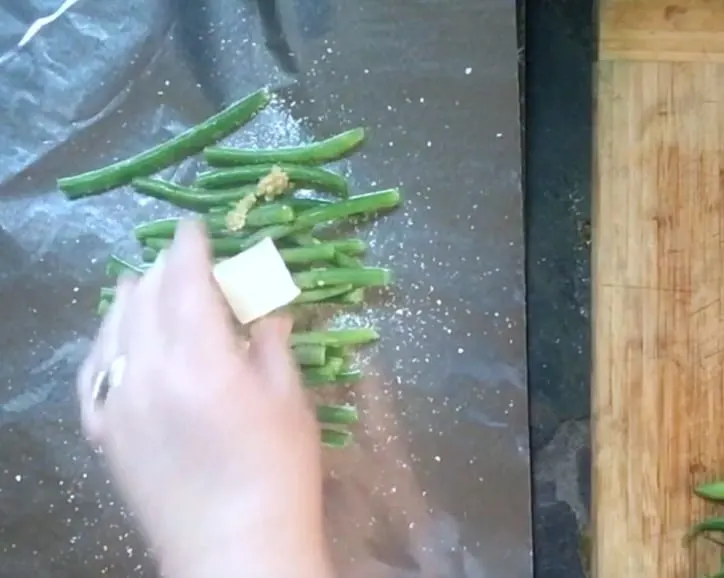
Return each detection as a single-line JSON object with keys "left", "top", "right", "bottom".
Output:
{"left": 0, "top": 0, "right": 531, "bottom": 576}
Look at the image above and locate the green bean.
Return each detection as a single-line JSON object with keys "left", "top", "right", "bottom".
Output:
{"left": 279, "top": 245, "right": 336, "bottom": 265}
{"left": 327, "top": 346, "right": 353, "bottom": 361}
{"left": 293, "top": 344, "right": 327, "bottom": 367}
{"left": 58, "top": 88, "right": 271, "bottom": 198}
{"left": 302, "top": 357, "right": 345, "bottom": 384}
{"left": 142, "top": 235, "right": 334, "bottom": 264}
{"left": 685, "top": 517, "right": 724, "bottom": 542}
{"left": 204, "top": 128, "right": 366, "bottom": 167}
{"left": 293, "top": 188, "right": 401, "bottom": 228}
{"left": 293, "top": 285, "right": 353, "bottom": 304}
{"left": 335, "top": 370, "right": 363, "bottom": 385}
{"left": 695, "top": 481, "right": 724, "bottom": 502}
{"left": 100, "top": 287, "right": 116, "bottom": 301}
{"left": 132, "top": 178, "right": 257, "bottom": 211}
{"left": 195, "top": 164, "right": 348, "bottom": 197}
{"left": 321, "top": 428, "right": 352, "bottom": 448}
{"left": 107, "top": 255, "right": 144, "bottom": 277}
{"left": 285, "top": 197, "right": 334, "bottom": 211}
{"left": 97, "top": 298, "right": 112, "bottom": 316}
{"left": 291, "top": 328, "right": 379, "bottom": 347}
{"left": 228, "top": 189, "right": 400, "bottom": 250}
{"left": 334, "top": 252, "right": 364, "bottom": 268}
{"left": 293, "top": 267, "right": 392, "bottom": 289}
{"left": 325, "top": 288, "right": 365, "bottom": 305}
{"left": 316, "top": 404, "right": 359, "bottom": 425}
{"left": 293, "top": 234, "right": 367, "bottom": 256}
{"left": 142, "top": 246, "right": 159, "bottom": 263}
{"left": 134, "top": 204, "right": 295, "bottom": 240}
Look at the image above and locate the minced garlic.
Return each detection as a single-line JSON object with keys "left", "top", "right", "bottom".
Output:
{"left": 225, "top": 193, "right": 258, "bottom": 232}
{"left": 257, "top": 165, "right": 290, "bottom": 200}
{"left": 224, "top": 166, "right": 291, "bottom": 232}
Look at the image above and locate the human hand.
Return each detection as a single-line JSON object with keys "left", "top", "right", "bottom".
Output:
{"left": 76, "top": 221, "right": 332, "bottom": 578}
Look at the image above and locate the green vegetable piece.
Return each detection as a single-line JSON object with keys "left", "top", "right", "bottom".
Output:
{"left": 58, "top": 88, "right": 271, "bottom": 198}
{"left": 293, "top": 188, "right": 401, "bottom": 229}
{"left": 132, "top": 178, "right": 257, "bottom": 211}
{"left": 291, "top": 328, "right": 379, "bottom": 347}
{"left": 292, "top": 267, "right": 392, "bottom": 289}
{"left": 695, "top": 481, "right": 724, "bottom": 502}
{"left": 293, "top": 344, "right": 327, "bottom": 367}
{"left": 293, "top": 234, "right": 367, "bottom": 256}
{"left": 685, "top": 517, "right": 724, "bottom": 542}
{"left": 302, "top": 357, "right": 345, "bottom": 386}
{"left": 316, "top": 404, "right": 359, "bottom": 425}
{"left": 335, "top": 370, "right": 363, "bottom": 385}
{"left": 334, "top": 251, "right": 364, "bottom": 268}
{"left": 107, "top": 255, "right": 143, "bottom": 277}
{"left": 227, "top": 188, "right": 400, "bottom": 251}
{"left": 279, "top": 245, "right": 336, "bottom": 265}
{"left": 196, "top": 164, "right": 349, "bottom": 197}
{"left": 142, "top": 246, "right": 159, "bottom": 263}
{"left": 284, "top": 197, "right": 334, "bottom": 211}
{"left": 327, "top": 346, "right": 353, "bottom": 361}
{"left": 100, "top": 287, "right": 116, "bottom": 301}
{"left": 293, "top": 284, "right": 353, "bottom": 304}
{"left": 134, "top": 204, "right": 295, "bottom": 240}
{"left": 321, "top": 428, "right": 352, "bottom": 448}
{"left": 97, "top": 298, "right": 112, "bottom": 316}
{"left": 325, "top": 288, "right": 365, "bottom": 305}
{"left": 204, "top": 128, "right": 366, "bottom": 167}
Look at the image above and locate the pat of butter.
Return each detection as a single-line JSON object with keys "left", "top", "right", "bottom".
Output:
{"left": 213, "top": 237, "right": 301, "bottom": 324}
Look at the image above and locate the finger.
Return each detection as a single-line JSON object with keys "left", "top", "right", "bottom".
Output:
{"left": 77, "top": 274, "right": 137, "bottom": 443}
{"left": 124, "top": 248, "right": 169, "bottom": 365}
{"left": 162, "top": 219, "right": 241, "bottom": 357}
{"left": 248, "top": 314, "right": 300, "bottom": 395}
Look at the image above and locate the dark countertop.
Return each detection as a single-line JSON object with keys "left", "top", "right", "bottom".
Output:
{"left": 524, "top": 0, "right": 593, "bottom": 576}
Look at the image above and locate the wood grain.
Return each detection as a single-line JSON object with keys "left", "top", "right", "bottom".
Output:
{"left": 601, "top": 0, "right": 724, "bottom": 62}
{"left": 595, "top": 2, "right": 724, "bottom": 576}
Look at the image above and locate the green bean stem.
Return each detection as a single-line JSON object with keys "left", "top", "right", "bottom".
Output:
{"left": 132, "top": 178, "right": 257, "bottom": 211}
{"left": 292, "top": 344, "right": 327, "bottom": 367}
{"left": 291, "top": 328, "right": 379, "bottom": 347}
{"left": 292, "top": 267, "right": 392, "bottom": 289}
{"left": 204, "top": 128, "right": 366, "bottom": 167}
{"left": 58, "top": 88, "right": 271, "bottom": 198}
{"left": 195, "top": 164, "right": 348, "bottom": 197}
{"left": 316, "top": 404, "right": 359, "bottom": 425}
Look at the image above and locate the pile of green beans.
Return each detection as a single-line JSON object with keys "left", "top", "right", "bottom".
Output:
{"left": 57, "top": 87, "right": 401, "bottom": 449}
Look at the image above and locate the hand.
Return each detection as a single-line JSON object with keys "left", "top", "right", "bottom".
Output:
{"left": 76, "top": 221, "right": 332, "bottom": 578}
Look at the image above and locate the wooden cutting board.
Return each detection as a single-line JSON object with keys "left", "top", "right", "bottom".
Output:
{"left": 595, "top": 1, "right": 724, "bottom": 577}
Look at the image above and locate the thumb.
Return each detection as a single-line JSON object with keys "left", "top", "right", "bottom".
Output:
{"left": 248, "top": 313, "right": 300, "bottom": 395}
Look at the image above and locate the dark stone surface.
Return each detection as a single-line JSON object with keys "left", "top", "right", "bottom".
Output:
{"left": 524, "top": 0, "right": 593, "bottom": 576}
